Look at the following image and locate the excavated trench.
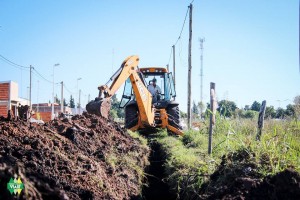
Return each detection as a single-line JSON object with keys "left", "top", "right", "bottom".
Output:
{"left": 142, "top": 140, "right": 176, "bottom": 200}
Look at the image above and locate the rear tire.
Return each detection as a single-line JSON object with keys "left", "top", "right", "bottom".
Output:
{"left": 167, "top": 105, "right": 182, "bottom": 133}
{"left": 125, "top": 105, "right": 138, "bottom": 129}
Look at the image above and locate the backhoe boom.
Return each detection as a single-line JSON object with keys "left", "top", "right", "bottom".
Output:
{"left": 86, "top": 55, "right": 155, "bottom": 127}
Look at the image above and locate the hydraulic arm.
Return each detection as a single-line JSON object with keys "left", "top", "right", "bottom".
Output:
{"left": 86, "top": 55, "right": 155, "bottom": 127}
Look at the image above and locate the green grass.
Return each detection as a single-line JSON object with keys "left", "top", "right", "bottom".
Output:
{"left": 128, "top": 130, "right": 148, "bottom": 147}
{"left": 154, "top": 117, "right": 300, "bottom": 199}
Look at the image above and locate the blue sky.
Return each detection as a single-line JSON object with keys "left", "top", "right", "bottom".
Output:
{"left": 0, "top": 0, "right": 299, "bottom": 112}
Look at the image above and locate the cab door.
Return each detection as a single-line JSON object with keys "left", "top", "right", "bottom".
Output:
{"left": 120, "top": 78, "right": 133, "bottom": 108}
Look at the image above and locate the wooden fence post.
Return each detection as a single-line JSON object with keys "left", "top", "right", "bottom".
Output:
{"left": 208, "top": 82, "right": 216, "bottom": 154}
{"left": 256, "top": 100, "right": 266, "bottom": 141}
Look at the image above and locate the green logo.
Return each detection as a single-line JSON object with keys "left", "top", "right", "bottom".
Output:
{"left": 7, "top": 177, "right": 24, "bottom": 195}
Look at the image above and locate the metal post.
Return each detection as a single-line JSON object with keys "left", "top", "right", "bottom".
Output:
{"left": 52, "top": 66, "right": 54, "bottom": 119}
{"left": 187, "top": 4, "right": 193, "bottom": 129}
{"left": 79, "top": 89, "right": 81, "bottom": 114}
{"left": 52, "top": 63, "right": 59, "bottom": 119}
{"left": 77, "top": 78, "right": 82, "bottom": 114}
{"left": 29, "top": 65, "right": 32, "bottom": 108}
{"left": 37, "top": 80, "right": 39, "bottom": 113}
{"left": 61, "top": 81, "right": 64, "bottom": 113}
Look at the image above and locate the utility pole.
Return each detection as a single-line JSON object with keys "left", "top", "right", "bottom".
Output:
{"left": 29, "top": 65, "right": 33, "bottom": 109}
{"left": 172, "top": 45, "right": 176, "bottom": 88}
{"left": 88, "top": 94, "right": 90, "bottom": 103}
{"left": 208, "top": 82, "right": 216, "bottom": 154}
{"left": 37, "top": 80, "right": 39, "bottom": 113}
{"left": 187, "top": 3, "right": 193, "bottom": 129}
{"left": 52, "top": 63, "right": 60, "bottom": 120}
{"left": 76, "top": 78, "right": 82, "bottom": 114}
{"left": 199, "top": 38, "right": 205, "bottom": 118}
{"left": 61, "top": 81, "right": 64, "bottom": 113}
{"left": 79, "top": 89, "right": 81, "bottom": 114}
{"left": 166, "top": 64, "right": 169, "bottom": 72}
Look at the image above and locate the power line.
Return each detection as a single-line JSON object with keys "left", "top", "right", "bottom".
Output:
{"left": 63, "top": 83, "right": 75, "bottom": 95}
{"left": 33, "top": 68, "right": 53, "bottom": 84}
{"left": 174, "top": 7, "right": 189, "bottom": 46}
{"left": 166, "top": 3, "right": 190, "bottom": 66}
{"left": 0, "top": 54, "right": 29, "bottom": 69}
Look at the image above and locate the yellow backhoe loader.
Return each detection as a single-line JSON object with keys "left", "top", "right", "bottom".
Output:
{"left": 86, "top": 55, "right": 183, "bottom": 135}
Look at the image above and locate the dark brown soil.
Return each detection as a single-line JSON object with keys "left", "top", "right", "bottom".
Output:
{"left": 0, "top": 112, "right": 149, "bottom": 199}
{"left": 201, "top": 148, "right": 300, "bottom": 200}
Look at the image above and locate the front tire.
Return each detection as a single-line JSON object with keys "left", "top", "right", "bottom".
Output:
{"left": 167, "top": 105, "right": 182, "bottom": 132}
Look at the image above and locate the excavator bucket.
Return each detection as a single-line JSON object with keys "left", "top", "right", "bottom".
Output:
{"left": 86, "top": 98, "right": 111, "bottom": 119}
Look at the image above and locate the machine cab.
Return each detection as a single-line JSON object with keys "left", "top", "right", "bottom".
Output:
{"left": 120, "top": 67, "right": 176, "bottom": 108}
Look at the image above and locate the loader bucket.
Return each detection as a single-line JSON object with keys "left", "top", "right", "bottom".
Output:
{"left": 86, "top": 98, "right": 111, "bottom": 119}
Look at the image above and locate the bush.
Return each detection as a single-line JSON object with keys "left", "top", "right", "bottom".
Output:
{"left": 241, "top": 110, "right": 258, "bottom": 119}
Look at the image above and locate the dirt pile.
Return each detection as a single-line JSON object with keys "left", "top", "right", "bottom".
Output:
{"left": 201, "top": 148, "right": 300, "bottom": 200}
{"left": 0, "top": 112, "right": 149, "bottom": 199}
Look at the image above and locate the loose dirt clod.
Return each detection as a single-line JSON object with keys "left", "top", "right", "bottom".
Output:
{"left": 0, "top": 112, "right": 149, "bottom": 200}
{"left": 201, "top": 148, "right": 300, "bottom": 200}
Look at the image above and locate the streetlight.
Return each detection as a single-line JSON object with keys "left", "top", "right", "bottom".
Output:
{"left": 77, "top": 77, "right": 82, "bottom": 114}
{"left": 52, "top": 63, "right": 60, "bottom": 120}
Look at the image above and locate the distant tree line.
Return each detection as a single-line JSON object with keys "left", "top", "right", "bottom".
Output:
{"left": 183, "top": 95, "right": 300, "bottom": 120}
{"left": 49, "top": 94, "right": 69, "bottom": 107}
{"left": 54, "top": 93, "right": 300, "bottom": 120}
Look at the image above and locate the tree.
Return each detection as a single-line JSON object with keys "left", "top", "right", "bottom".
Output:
{"left": 244, "top": 105, "right": 250, "bottom": 111}
{"left": 192, "top": 101, "right": 199, "bottom": 115}
{"left": 285, "top": 104, "right": 295, "bottom": 117}
{"left": 55, "top": 94, "right": 61, "bottom": 105}
{"left": 294, "top": 95, "right": 300, "bottom": 120}
{"left": 63, "top": 98, "right": 68, "bottom": 106}
{"left": 204, "top": 103, "right": 211, "bottom": 119}
{"left": 110, "top": 109, "right": 118, "bottom": 119}
{"left": 276, "top": 107, "right": 285, "bottom": 119}
{"left": 180, "top": 110, "right": 187, "bottom": 118}
{"left": 69, "top": 95, "right": 75, "bottom": 108}
{"left": 217, "top": 100, "right": 237, "bottom": 118}
{"left": 241, "top": 110, "right": 257, "bottom": 119}
{"left": 250, "top": 101, "right": 261, "bottom": 111}
{"left": 294, "top": 95, "right": 300, "bottom": 105}
{"left": 110, "top": 94, "right": 124, "bottom": 118}
{"left": 265, "top": 106, "right": 276, "bottom": 119}
{"left": 198, "top": 101, "right": 205, "bottom": 117}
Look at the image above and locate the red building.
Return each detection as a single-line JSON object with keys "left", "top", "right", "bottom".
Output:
{"left": 0, "top": 81, "right": 29, "bottom": 118}
{"left": 32, "top": 103, "right": 72, "bottom": 122}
